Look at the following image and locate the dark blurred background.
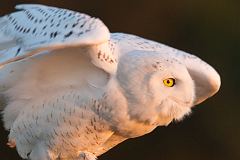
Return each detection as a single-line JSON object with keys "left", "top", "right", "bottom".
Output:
{"left": 0, "top": 0, "right": 239, "bottom": 160}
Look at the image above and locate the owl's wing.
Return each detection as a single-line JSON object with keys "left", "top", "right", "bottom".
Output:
{"left": 0, "top": 4, "right": 117, "bottom": 131}
{"left": 0, "top": 4, "right": 117, "bottom": 74}
{"left": 111, "top": 33, "right": 221, "bottom": 105}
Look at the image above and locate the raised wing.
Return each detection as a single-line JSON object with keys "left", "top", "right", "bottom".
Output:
{"left": 111, "top": 33, "right": 221, "bottom": 105}
{"left": 0, "top": 7, "right": 119, "bottom": 159}
{"left": 0, "top": 4, "right": 117, "bottom": 73}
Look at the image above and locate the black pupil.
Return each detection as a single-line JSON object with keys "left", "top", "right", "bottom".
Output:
{"left": 167, "top": 80, "right": 170, "bottom": 84}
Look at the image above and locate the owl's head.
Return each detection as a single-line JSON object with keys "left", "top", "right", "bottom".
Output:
{"left": 116, "top": 50, "right": 220, "bottom": 126}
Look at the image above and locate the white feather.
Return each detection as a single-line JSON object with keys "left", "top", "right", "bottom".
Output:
{"left": 0, "top": 4, "right": 221, "bottom": 160}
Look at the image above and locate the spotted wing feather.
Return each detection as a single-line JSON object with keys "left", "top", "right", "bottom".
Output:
{"left": 0, "top": 4, "right": 110, "bottom": 69}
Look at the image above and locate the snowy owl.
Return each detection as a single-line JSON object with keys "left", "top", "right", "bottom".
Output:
{"left": 0, "top": 4, "right": 220, "bottom": 160}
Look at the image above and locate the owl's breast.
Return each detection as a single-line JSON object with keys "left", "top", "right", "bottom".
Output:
{"left": 7, "top": 91, "right": 115, "bottom": 159}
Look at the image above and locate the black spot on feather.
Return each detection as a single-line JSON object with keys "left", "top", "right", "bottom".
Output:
{"left": 64, "top": 31, "right": 73, "bottom": 38}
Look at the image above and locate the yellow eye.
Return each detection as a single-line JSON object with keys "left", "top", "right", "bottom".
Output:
{"left": 163, "top": 78, "right": 176, "bottom": 87}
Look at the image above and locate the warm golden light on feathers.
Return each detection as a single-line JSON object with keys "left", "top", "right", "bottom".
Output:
{"left": 0, "top": 4, "right": 220, "bottom": 160}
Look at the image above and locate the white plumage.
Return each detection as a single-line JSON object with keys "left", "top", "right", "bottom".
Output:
{"left": 0, "top": 4, "right": 220, "bottom": 160}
